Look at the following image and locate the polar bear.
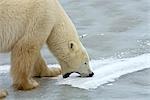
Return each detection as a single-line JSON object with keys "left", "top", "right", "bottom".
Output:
{"left": 0, "top": 0, "right": 94, "bottom": 96}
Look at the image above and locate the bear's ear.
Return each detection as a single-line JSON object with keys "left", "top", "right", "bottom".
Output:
{"left": 68, "top": 41, "right": 78, "bottom": 51}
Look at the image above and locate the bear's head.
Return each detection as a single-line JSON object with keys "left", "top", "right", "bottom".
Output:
{"left": 47, "top": 14, "right": 94, "bottom": 78}
{"left": 56, "top": 41, "right": 94, "bottom": 78}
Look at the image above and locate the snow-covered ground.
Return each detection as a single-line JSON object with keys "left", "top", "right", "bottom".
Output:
{"left": 57, "top": 54, "right": 150, "bottom": 89}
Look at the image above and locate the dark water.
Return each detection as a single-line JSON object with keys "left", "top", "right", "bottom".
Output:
{"left": 0, "top": 0, "right": 150, "bottom": 99}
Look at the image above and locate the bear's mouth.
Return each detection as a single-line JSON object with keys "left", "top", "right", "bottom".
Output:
{"left": 63, "top": 72, "right": 80, "bottom": 78}
{"left": 63, "top": 72, "right": 94, "bottom": 78}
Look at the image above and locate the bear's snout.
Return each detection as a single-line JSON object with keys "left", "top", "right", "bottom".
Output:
{"left": 87, "top": 72, "right": 94, "bottom": 77}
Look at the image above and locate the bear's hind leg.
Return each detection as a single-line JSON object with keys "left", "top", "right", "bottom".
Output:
{"left": 33, "top": 52, "right": 61, "bottom": 77}
{"left": 11, "top": 41, "right": 40, "bottom": 90}
{"left": 0, "top": 90, "right": 8, "bottom": 98}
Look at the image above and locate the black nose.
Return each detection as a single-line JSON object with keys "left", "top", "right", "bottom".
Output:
{"left": 88, "top": 72, "right": 94, "bottom": 77}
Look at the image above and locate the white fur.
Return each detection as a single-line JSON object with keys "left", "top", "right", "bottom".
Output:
{"left": 0, "top": 0, "right": 93, "bottom": 97}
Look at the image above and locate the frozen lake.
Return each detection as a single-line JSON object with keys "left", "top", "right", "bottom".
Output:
{"left": 0, "top": 0, "right": 150, "bottom": 99}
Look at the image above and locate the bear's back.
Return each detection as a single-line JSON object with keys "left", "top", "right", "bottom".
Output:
{"left": 0, "top": 0, "right": 55, "bottom": 52}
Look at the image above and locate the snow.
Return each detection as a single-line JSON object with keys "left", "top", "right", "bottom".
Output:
{"left": 57, "top": 54, "right": 150, "bottom": 89}
{"left": 0, "top": 54, "right": 150, "bottom": 90}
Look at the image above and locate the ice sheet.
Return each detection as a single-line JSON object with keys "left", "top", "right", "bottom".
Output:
{"left": 56, "top": 54, "right": 150, "bottom": 89}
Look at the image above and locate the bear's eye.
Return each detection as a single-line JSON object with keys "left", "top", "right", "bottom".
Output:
{"left": 84, "top": 62, "right": 87, "bottom": 65}
{"left": 70, "top": 43, "right": 73, "bottom": 48}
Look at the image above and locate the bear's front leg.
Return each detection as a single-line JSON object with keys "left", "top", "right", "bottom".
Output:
{"left": 11, "top": 41, "right": 40, "bottom": 90}
{"left": 33, "top": 52, "right": 61, "bottom": 77}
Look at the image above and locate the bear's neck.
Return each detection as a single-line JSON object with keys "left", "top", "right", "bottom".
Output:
{"left": 47, "top": 0, "right": 82, "bottom": 62}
